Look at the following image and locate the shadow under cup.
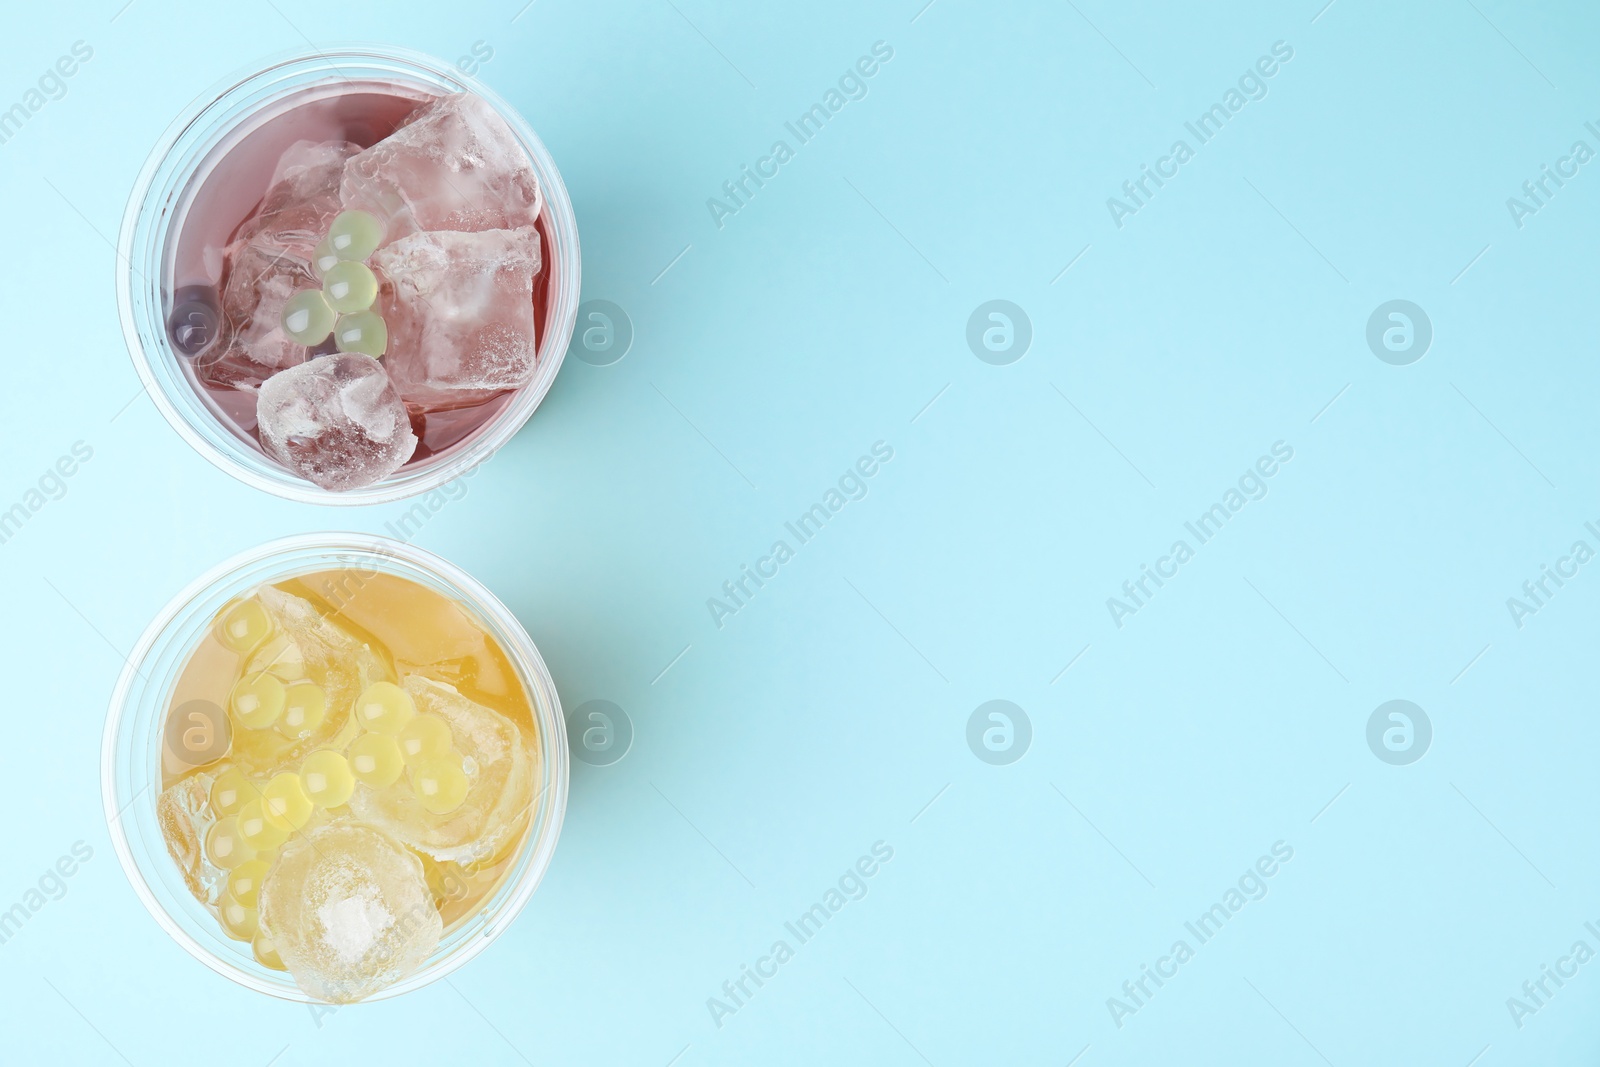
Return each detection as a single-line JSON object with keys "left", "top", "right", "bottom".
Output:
{"left": 102, "top": 535, "right": 568, "bottom": 1001}
{"left": 117, "top": 46, "right": 580, "bottom": 504}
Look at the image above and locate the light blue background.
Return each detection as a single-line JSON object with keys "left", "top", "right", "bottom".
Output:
{"left": 2, "top": 0, "right": 1598, "bottom": 1063}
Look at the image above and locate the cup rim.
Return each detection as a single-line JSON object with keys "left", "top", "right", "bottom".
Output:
{"left": 117, "top": 43, "right": 580, "bottom": 505}
{"left": 101, "top": 532, "right": 569, "bottom": 1001}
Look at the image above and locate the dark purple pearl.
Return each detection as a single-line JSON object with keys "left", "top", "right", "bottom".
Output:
{"left": 167, "top": 285, "right": 221, "bottom": 357}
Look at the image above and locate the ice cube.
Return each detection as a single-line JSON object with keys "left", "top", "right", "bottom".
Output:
{"left": 227, "top": 584, "right": 392, "bottom": 777}
{"left": 258, "top": 823, "right": 442, "bottom": 1003}
{"left": 256, "top": 354, "right": 419, "bottom": 491}
{"left": 203, "top": 239, "right": 314, "bottom": 388}
{"left": 340, "top": 93, "right": 541, "bottom": 240}
{"left": 371, "top": 227, "right": 541, "bottom": 406}
{"left": 198, "top": 141, "right": 358, "bottom": 389}
{"left": 348, "top": 676, "right": 532, "bottom": 866}
{"left": 156, "top": 770, "right": 223, "bottom": 906}
{"left": 237, "top": 140, "right": 361, "bottom": 257}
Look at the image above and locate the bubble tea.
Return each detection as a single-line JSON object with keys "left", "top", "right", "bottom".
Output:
{"left": 157, "top": 570, "right": 542, "bottom": 1002}
{"left": 165, "top": 87, "right": 554, "bottom": 492}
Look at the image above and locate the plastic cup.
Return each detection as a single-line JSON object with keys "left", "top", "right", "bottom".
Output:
{"left": 102, "top": 533, "right": 568, "bottom": 1001}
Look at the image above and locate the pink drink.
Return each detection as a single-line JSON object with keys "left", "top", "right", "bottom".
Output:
{"left": 166, "top": 82, "right": 554, "bottom": 474}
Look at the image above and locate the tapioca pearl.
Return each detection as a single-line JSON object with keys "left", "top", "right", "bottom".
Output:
{"left": 301, "top": 750, "right": 355, "bottom": 808}
{"left": 399, "top": 713, "right": 453, "bottom": 765}
{"left": 262, "top": 773, "right": 314, "bottom": 831}
{"left": 215, "top": 600, "right": 272, "bottom": 654}
{"left": 311, "top": 237, "right": 341, "bottom": 279}
{"left": 237, "top": 799, "right": 289, "bottom": 851}
{"left": 328, "top": 209, "right": 385, "bottom": 262}
{"left": 333, "top": 310, "right": 388, "bottom": 358}
{"left": 281, "top": 289, "right": 336, "bottom": 345}
{"left": 226, "top": 860, "right": 269, "bottom": 908}
{"left": 348, "top": 733, "right": 404, "bottom": 787}
{"left": 322, "top": 260, "right": 378, "bottom": 313}
{"left": 410, "top": 755, "right": 469, "bottom": 816}
{"left": 354, "top": 682, "right": 415, "bottom": 734}
{"left": 209, "top": 768, "right": 260, "bottom": 817}
{"left": 204, "top": 817, "right": 257, "bottom": 870}
{"left": 167, "top": 285, "right": 221, "bottom": 357}
{"left": 231, "top": 672, "right": 286, "bottom": 730}
{"left": 277, "top": 682, "right": 327, "bottom": 739}
{"left": 252, "top": 930, "right": 286, "bottom": 971}
{"left": 219, "top": 892, "right": 259, "bottom": 942}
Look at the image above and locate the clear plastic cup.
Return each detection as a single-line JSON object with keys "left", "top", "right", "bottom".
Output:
{"left": 117, "top": 45, "right": 580, "bottom": 504}
{"left": 102, "top": 534, "right": 568, "bottom": 1001}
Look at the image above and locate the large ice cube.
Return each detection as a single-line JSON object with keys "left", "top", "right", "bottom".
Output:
{"left": 199, "top": 141, "right": 358, "bottom": 389}
{"left": 227, "top": 584, "right": 391, "bottom": 777}
{"left": 348, "top": 676, "right": 532, "bottom": 866}
{"left": 237, "top": 140, "right": 360, "bottom": 257}
{"left": 372, "top": 227, "right": 541, "bottom": 406}
{"left": 340, "top": 93, "right": 541, "bottom": 240}
{"left": 256, "top": 354, "right": 418, "bottom": 491}
{"left": 155, "top": 770, "right": 223, "bottom": 906}
{"left": 258, "top": 823, "right": 442, "bottom": 1003}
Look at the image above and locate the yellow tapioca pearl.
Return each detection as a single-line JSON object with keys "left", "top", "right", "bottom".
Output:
{"left": 347, "top": 732, "right": 404, "bottom": 787}
{"left": 252, "top": 930, "right": 286, "bottom": 971}
{"left": 209, "top": 768, "right": 260, "bottom": 817}
{"left": 226, "top": 860, "right": 269, "bottom": 908}
{"left": 410, "top": 755, "right": 469, "bottom": 815}
{"left": 261, "top": 773, "right": 314, "bottom": 831}
{"left": 215, "top": 600, "right": 272, "bottom": 654}
{"left": 277, "top": 682, "right": 327, "bottom": 739}
{"left": 204, "top": 817, "right": 256, "bottom": 870}
{"left": 218, "top": 892, "right": 259, "bottom": 941}
{"left": 236, "top": 799, "right": 289, "bottom": 851}
{"left": 398, "top": 713, "right": 453, "bottom": 765}
{"left": 230, "top": 673, "right": 286, "bottom": 730}
{"left": 301, "top": 750, "right": 355, "bottom": 807}
{"left": 354, "top": 682, "right": 415, "bottom": 734}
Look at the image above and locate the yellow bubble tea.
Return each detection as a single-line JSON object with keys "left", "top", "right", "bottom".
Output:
{"left": 262, "top": 773, "right": 314, "bottom": 831}
{"left": 354, "top": 682, "right": 416, "bottom": 735}
{"left": 226, "top": 860, "right": 269, "bottom": 908}
{"left": 410, "top": 755, "right": 469, "bottom": 816}
{"left": 398, "top": 713, "right": 453, "bottom": 765}
{"left": 204, "top": 817, "right": 256, "bottom": 870}
{"left": 219, "top": 892, "right": 259, "bottom": 941}
{"left": 236, "top": 799, "right": 289, "bottom": 851}
{"left": 301, "top": 750, "right": 355, "bottom": 808}
{"left": 348, "top": 732, "right": 404, "bottom": 787}
{"left": 209, "top": 768, "right": 260, "bottom": 817}
{"left": 277, "top": 682, "right": 327, "bottom": 739}
{"left": 252, "top": 930, "right": 286, "bottom": 971}
{"left": 215, "top": 600, "right": 272, "bottom": 654}
{"left": 230, "top": 673, "right": 286, "bottom": 730}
